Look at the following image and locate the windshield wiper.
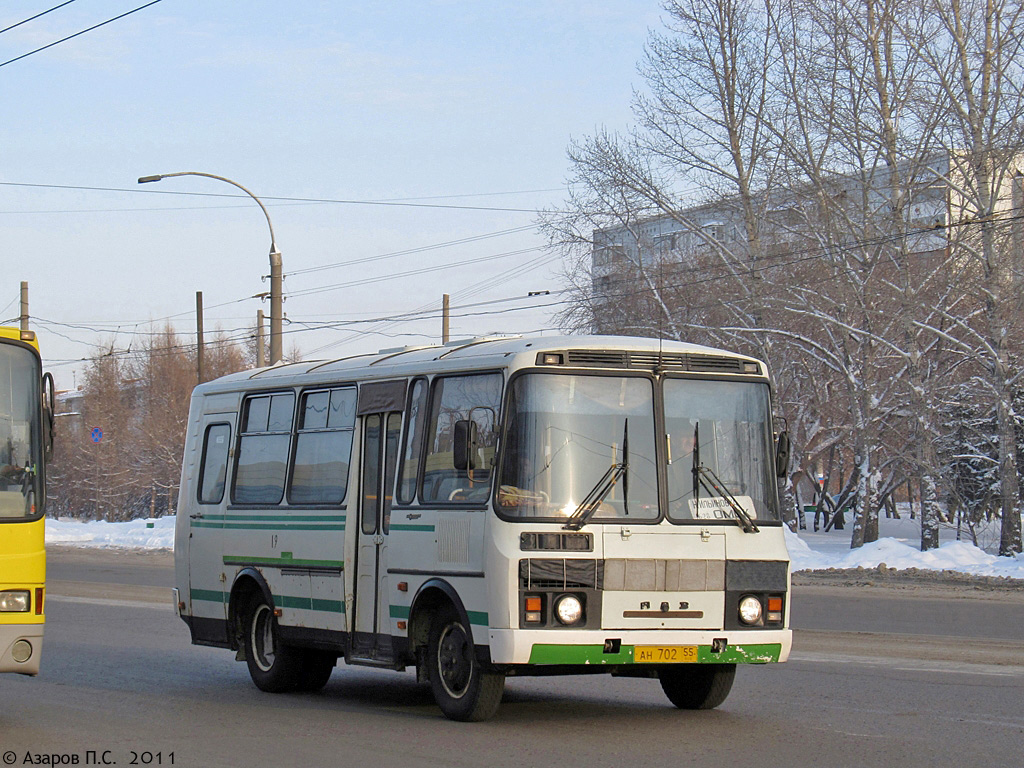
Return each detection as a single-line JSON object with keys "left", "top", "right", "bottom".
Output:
{"left": 564, "top": 420, "right": 628, "bottom": 531}
{"left": 691, "top": 423, "right": 758, "bottom": 534}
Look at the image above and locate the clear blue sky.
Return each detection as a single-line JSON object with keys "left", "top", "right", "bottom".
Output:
{"left": 0, "top": 1, "right": 661, "bottom": 388}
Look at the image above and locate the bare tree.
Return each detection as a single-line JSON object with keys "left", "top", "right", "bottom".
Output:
{"left": 903, "top": 0, "right": 1024, "bottom": 555}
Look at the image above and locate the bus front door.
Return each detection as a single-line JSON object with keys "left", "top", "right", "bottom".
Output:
{"left": 353, "top": 411, "right": 402, "bottom": 660}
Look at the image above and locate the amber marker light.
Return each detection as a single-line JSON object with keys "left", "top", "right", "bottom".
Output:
{"left": 35, "top": 588, "right": 44, "bottom": 615}
{"left": 525, "top": 596, "right": 542, "bottom": 623}
{"left": 767, "top": 596, "right": 783, "bottom": 623}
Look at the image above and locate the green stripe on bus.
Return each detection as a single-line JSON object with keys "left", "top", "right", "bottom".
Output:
{"left": 190, "top": 588, "right": 226, "bottom": 603}
{"left": 389, "top": 605, "right": 488, "bottom": 626}
{"left": 389, "top": 524, "right": 435, "bottom": 532}
{"left": 527, "top": 643, "right": 783, "bottom": 665}
{"left": 312, "top": 598, "right": 345, "bottom": 613}
{"left": 223, "top": 555, "right": 344, "bottom": 569}
{"left": 190, "top": 589, "right": 343, "bottom": 614}
{"left": 278, "top": 595, "right": 345, "bottom": 613}
{"left": 192, "top": 522, "right": 345, "bottom": 531}
{"left": 205, "top": 518, "right": 346, "bottom": 524}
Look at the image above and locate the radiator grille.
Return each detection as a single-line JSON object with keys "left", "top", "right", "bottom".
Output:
{"left": 519, "top": 558, "right": 603, "bottom": 589}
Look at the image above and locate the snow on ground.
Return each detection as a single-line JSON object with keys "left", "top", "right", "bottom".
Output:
{"left": 46, "top": 515, "right": 175, "bottom": 550}
{"left": 44, "top": 511, "right": 1024, "bottom": 579}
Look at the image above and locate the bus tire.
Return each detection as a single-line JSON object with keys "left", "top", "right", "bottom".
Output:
{"left": 295, "top": 651, "right": 335, "bottom": 693}
{"left": 244, "top": 599, "right": 302, "bottom": 692}
{"left": 658, "top": 664, "right": 736, "bottom": 709}
{"left": 427, "top": 606, "right": 504, "bottom": 721}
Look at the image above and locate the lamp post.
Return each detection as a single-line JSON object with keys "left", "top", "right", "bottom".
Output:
{"left": 138, "top": 171, "right": 284, "bottom": 365}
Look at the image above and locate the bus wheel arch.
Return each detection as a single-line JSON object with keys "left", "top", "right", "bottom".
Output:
{"left": 228, "top": 568, "right": 274, "bottom": 652}
{"left": 407, "top": 579, "right": 472, "bottom": 664}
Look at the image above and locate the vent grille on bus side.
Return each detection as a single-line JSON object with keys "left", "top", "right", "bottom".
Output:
{"left": 437, "top": 516, "right": 471, "bottom": 563}
{"left": 563, "top": 350, "right": 749, "bottom": 373}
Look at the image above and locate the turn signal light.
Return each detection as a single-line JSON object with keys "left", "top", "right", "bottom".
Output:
{"left": 525, "top": 595, "right": 542, "bottom": 623}
{"left": 767, "top": 596, "right": 783, "bottom": 623}
{"left": 35, "top": 588, "right": 44, "bottom": 615}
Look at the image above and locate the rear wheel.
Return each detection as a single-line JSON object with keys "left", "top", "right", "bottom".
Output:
{"left": 295, "top": 650, "right": 336, "bottom": 692}
{"left": 244, "top": 599, "right": 303, "bottom": 692}
{"left": 658, "top": 664, "right": 736, "bottom": 709}
{"left": 427, "top": 606, "right": 504, "bottom": 721}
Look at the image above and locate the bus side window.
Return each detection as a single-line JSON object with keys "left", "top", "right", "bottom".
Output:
{"left": 421, "top": 373, "right": 502, "bottom": 504}
{"left": 397, "top": 378, "right": 428, "bottom": 505}
{"left": 289, "top": 387, "right": 356, "bottom": 505}
{"left": 198, "top": 423, "right": 231, "bottom": 504}
{"left": 233, "top": 392, "right": 295, "bottom": 505}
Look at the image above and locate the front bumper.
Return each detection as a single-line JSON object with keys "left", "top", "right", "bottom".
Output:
{"left": 487, "top": 627, "right": 792, "bottom": 666}
{"left": 0, "top": 623, "right": 43, "bottom": 675}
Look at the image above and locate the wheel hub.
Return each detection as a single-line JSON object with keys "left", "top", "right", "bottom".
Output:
{"left": 437, "top": 622, "right": 472, "bottom": 698}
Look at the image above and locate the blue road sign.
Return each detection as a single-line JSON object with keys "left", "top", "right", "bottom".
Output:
{"left": 90, "top": 427, "right": 103, "bottom": 444}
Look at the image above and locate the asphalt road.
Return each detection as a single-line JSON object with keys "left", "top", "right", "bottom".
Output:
{"left": 1, "top": 548, "right": 1019, "bottom": 768}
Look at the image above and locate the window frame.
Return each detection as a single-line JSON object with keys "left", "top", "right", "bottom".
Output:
{"left": 197, "top": 421, "right": 232, "bottom": 505}
{"left": 286, "top": 385, "right": 357, "bottom": 507}
{"left": 396, "top": 376, "right": 429, "bottom": 506}
{"left": 417, "top": 370, "right": 504, "bottom": 509}
{"left": 230, "top": 390, "right": 296, "bottom": 506}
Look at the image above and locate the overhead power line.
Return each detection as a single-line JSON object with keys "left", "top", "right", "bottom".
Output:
{"left": 0, "top": 0, "right": 163, "bottom": 70}
{"left": 0, "top": 181, "right": 551, "bottom": 213}
{"left": 0, "top": 0, "right": 79, "bottom": 36}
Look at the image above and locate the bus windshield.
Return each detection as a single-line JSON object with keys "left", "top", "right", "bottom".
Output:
{"left": 664, "top": 378, "right": 777, "bottom": 522}
{"left": 498, "top": 373, "right": 659, "bottom": 522}
{"left": 0, "top": 342, "right": 42, "bottom": 521}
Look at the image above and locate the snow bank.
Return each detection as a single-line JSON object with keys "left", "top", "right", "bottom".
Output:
{"left": 46, "top": 515, "right": 175, "bottom": 550}
{"left": 784, "top": 527, "right": 1024, "bottom": 579}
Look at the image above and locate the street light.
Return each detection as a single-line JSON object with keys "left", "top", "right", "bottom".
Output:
{"left": 138, "top": 171, "right": 284, "bottom": 365}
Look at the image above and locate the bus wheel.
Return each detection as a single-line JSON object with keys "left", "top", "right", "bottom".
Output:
{"left": 658, "top": 664, "right": 736, "bottom": 709}
{"left": 244, "top": 600, "right": 302, "bottom": 692}
{"left": 427, "top": 606, "right": 504, "bottom": 721}
{"left": 295, "top": 651, "right": 335, "bottom": 693}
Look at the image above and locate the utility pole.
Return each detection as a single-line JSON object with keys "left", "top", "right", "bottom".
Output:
{"left": 20, "top": 282, "right": 28, "bottom": 332}
{"left": 270, "top": 250, "right": 283, "bottom": 365}
{"left": 442, "top": 293, "right": 450, "bottom": 344}
{"left": 196, "top": 291, "right": 205, "bottom": 384}
{"left": 257, "top": 309, "right": 266, "bottom": 368}
{"left": 138, "top": 172, "right": 283, "bottom": 364}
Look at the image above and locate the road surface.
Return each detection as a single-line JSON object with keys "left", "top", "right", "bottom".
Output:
{"left": 0, "top": 547, "right": 1018, "bottom": 768}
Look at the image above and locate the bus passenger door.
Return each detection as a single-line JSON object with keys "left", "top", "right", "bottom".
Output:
{"left": 353, "top": 411, "right": 402, "bottom": 659}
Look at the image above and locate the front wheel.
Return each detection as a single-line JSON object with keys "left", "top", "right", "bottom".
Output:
{"left": 244, "top": 599, "right": 303, "bottom": 692}
{"left": 427, "top": 607, "right": 504, "bottom": 721}
{"left": 658, "top": 664, "right": 736, "bottom": 709}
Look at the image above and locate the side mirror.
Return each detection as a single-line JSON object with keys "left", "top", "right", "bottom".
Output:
{"left": 775, "top": 431, "right": 790, "bottom": 478}
{"left": 42, "top": 372, "right": 55, "bottom": 462}
{"left": 453, "top": 419, "right": 478, "bottom": 471}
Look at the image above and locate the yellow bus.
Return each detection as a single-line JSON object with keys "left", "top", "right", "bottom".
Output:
{"left": 0, "top": 326, "right": 53, "bottom": 675}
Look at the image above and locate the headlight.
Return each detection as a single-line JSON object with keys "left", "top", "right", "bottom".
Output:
{"left": 0, "top": 590, "right": 30, "bottom": 612}
{"left": 554, "top": 594, "right": 584, "bottom": 625}
{"left": 738, "top": 595, "right": 763, "bottom": 625}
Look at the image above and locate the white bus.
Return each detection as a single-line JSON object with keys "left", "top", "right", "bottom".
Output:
{"left": 173, "top": 335, "right": 792, "bottom": 721}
